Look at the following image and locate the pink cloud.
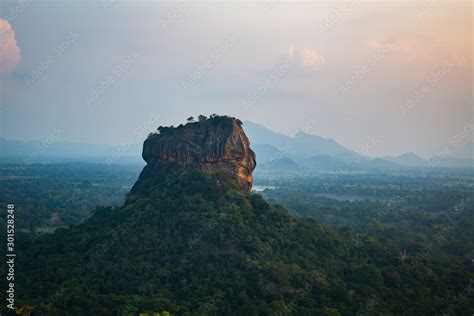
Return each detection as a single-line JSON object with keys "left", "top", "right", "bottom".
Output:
{"left": 0, "top": 19, "right": 21, "bottom": 75}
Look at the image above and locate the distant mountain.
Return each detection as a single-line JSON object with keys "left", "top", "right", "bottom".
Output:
{"left": 243, "top": 121, "right": 292, "bottom": 149}
{"left": 383, "top": 152, "right": 427, "bottom": 167}
{"left": 361, "top": 158, "right": 402, "bottom": 170}
{"left": 422, "top": 142, "right": 473, "bottom": 169}
{"left": 258, "top": 157, "right": 303, "bottom": 172}
{"left": 244, "top": 122, "right": 410, "bottom": 172}
{"left": 243, "top": 121, "right": 354, "bottom": 160}
{"left": 429, "top": 157, "right": 473, "bottom": 169}
{"left": 452, "top": 142, "right": 473, "bottom": 159}
{"left": 244, "top": 121, "right": 473, "bottom": 171}
{"left": 251, "top": 144, "right": 285, "bottom": 164}
{"left": 291, "top": 132, "right": 353, "bottom": 157}
{"left": 296, "top": 155, "right": 348, "bottom": 171}
{"left": 0, "top": 138, "right": 142, "bottom": 164}
{"left": 382, "top": 152, "right": 472, "bottom": 169}
{"left": 0, "top": 137, "right": 109, "bottom": 157}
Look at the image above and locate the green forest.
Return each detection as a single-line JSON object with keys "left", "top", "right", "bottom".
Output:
{"left": 1, "top": 164, "right": 472, "bottom": 315}
{"left": 0, "top": 163, "right": 141, "bottom": 232}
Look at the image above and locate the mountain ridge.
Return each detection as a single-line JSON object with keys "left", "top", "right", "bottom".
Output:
{"left": 243, "top": 121, "right": 353, "bottom": 158}
{"left": 243, "top": 122, "right": 472, "bottom": 170}
{"left": 1, "top": 122, "right": 472, "bottom": 169}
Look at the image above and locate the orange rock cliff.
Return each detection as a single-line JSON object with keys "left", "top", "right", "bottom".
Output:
{"left": 131, "top": 115, "right": 256, "bottom": 193}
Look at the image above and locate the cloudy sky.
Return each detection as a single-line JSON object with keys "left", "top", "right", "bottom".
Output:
{"left": 0, "top": 1, "right": 472, "bottom": 157}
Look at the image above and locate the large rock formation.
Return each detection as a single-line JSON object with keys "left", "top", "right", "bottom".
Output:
{"left": 131, "top": 116, "right": 256, "bottom": 193}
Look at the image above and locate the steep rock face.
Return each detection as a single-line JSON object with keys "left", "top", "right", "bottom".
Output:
{"left": 132, "top": 116, "right": 256, "bottom": 193}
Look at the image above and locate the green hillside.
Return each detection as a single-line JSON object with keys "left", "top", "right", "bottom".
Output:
{"left": 7, "top": 169, "right": 473, "bottom": 315}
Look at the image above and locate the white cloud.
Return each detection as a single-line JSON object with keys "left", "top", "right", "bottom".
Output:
{"left": 288, "top": 45, "right": 325, "bottom": 70}
{"left": 0, "top": 19, "right": 21, "bottom": 75}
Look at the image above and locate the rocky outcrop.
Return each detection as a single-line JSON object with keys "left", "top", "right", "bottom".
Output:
{"left": 131, "top": 116, "right": 256, "bottom": 193}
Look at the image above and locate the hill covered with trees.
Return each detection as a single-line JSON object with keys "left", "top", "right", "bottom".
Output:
{"left": 6, "top": 168, "right": 472, "bottom": 315}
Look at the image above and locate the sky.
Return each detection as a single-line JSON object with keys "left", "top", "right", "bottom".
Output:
{"left": 0, "top": 1, "right": 472, "bottom": 158}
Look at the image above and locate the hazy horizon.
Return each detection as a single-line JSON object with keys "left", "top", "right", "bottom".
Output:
{"left": 1, "top": 1, "right": 472, "bottom": 158}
